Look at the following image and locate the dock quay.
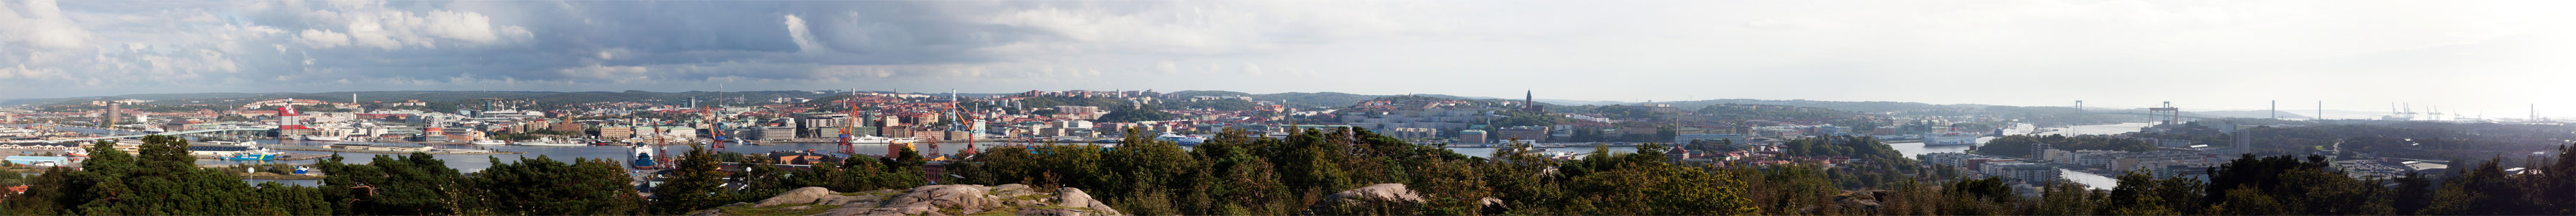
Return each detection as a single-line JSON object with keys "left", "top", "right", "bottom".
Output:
{"left": 192, "top": 153, "right": 333, "bottom": 161}
{"left": 267, "top": 145, "right": 521, "bottom": 155}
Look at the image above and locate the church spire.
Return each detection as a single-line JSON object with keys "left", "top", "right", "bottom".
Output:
{"left": 1523, "top": 90, "right": 1540, "bottom": 112}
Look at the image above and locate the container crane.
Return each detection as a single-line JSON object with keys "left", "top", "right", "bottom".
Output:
{"left": 839, "top": 99, "right": 860, "bottom": 156}
{"left": 704, "top": 109, "right": 727, "bottom": 151}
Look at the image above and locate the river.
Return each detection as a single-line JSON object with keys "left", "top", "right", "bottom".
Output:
{"left": 1885, "top": 122, "right": 2151, "bottom": 190}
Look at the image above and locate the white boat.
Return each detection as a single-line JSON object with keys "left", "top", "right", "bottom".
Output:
{"left": 851, "top": 135, "right": 917, "bottom": 145}
{"left": 301, "top": 135, "right": 344, "bottom": 142}
{"left": 512, "top": 138, "right": 586, "bottom": 146}
{"left": 468, "top": 140, "right": 507, "bottom": 145}
{"left": 223, "top": 148, "right": 281, "bottom": 161}
{"left": 1924, "top": 130, "right": 1979, "bottom": 146}
{"left": 1155, "top": 133, "right": 1205, "bottom": 146}
{"left": 630, "top": 145, "right": 658, "bottom": 168}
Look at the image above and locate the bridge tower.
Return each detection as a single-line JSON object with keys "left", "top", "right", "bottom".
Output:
{"left": 2148, "top": 102, "right": 2181, "bottom": 126}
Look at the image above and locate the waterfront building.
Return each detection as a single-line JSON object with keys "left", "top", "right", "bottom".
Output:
{"left": 1459, "top": 130, "right": 1488, "bottom": 144}
{"left": 756, "top": 127, "right": 796, "bottom": 140}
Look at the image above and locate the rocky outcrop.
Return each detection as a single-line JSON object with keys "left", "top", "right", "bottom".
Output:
{"left": 1052, "top": 188, "right": 1121, "bottom": 215}
{"left": 1325, "top": 184, "right": 1427, "bottom": 204}
{"left": 756, "top": 187, "right": 840, "bottom": 207}
{"left": 693, "top": 184, "right": 1124, "bottom": 216}
{"left": 1311, "top": 183, "right": 1510, "bottom": 215}
{"left": 1311, "top": 184, "right": 1430, "bottom": 215}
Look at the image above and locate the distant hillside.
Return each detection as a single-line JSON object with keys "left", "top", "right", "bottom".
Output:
{"left": 2190, "top": 110, "right": 2313, "bottom": 120}
{"left": 1533, "top": 99, "right": 1628, "bottom": 106}
{"left": 1641, "top": 99, "right": 1970, "bottom": 113}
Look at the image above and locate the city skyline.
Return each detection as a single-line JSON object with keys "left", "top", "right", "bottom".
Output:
{"left": 4, "top": 0, "right": 2573, "bottom": 116}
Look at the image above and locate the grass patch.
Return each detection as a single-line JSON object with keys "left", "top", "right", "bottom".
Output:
{"left": 712, "top": 204, "right": 837, "bottom": 216}
{"left": 1014, "top": 194, "right": 1051, "bottom": 201}
{"left": 836, "top": 189, "right": 901, "bottom": 197}
{"left": 968, "top": 207, "right": 1025, "bottom": 216}
{"left": 971, "top": 206, "right": 1097, "bottom": 216}
{"left": 1030, "top": 205, "right": 1090, "bottom": 210}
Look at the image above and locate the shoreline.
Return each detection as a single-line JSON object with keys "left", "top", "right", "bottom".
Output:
{"left": 267, "top": 145, "right": 522, "bottom": 155}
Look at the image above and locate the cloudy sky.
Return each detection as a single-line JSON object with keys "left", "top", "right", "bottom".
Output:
{"left": 2, "top": 0, "right": 2572, "bottom": 117}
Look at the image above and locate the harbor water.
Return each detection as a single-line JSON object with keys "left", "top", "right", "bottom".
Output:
{"left": 1887, "top": 122, "right": 2150, "bottom": 190}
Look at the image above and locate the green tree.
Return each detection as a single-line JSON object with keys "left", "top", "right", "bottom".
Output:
{"left": 473, "top": 156, "right": 646, "bottom": 215}
{"left": 653, "top": 144, "right": 730, "bottom": 214}
{"left": 2422, "top": 158, "right": 2531, "bottom": 215}
{"left": 317, "top": 153, "right": 470, "bottom": 215}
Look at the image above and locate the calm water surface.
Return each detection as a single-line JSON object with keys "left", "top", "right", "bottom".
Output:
{"left": 1885, "top": 122, "right": 2147, "bottom": 190}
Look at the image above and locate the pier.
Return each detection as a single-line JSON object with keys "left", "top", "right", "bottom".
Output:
{"left": 265, "top": 145, "right": 523, "bottom": 155}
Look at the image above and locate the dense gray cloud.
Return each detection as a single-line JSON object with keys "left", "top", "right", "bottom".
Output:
{"left": 1, "top": 0, "right": 2572, "bottom": 117}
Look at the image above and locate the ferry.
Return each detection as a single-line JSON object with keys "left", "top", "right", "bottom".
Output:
{"left": 224, "top": 149, "right": 280, "bottom": 161}
{"left": 468, "top": 139, "right": 508, "bottom": 145}
{"left": 1924, "top": 130, "right": 1979, "bottom": 146}
{"left": 629, "top": 145, "right": 658, "bottom": 168}
{"left": 301, "top": 135, "right": 344, "bottom": 142}
{"left": 1155, "top": 133, "right": 1205, "bottom": 146}
{"left": 851, "top": 135, "right": 917, "bottom": 145}
{"left": 188, "top": 141, "right": 280, "bottom": 161}
{"left": 512, "top": 138, "right": 587, "bottom": 146}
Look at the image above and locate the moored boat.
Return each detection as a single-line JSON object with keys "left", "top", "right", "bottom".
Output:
{"left": 630, "top": 145, "right": 658, "bottom": 168}
{"left": 512, "top": 138, "right": 586, "bottom": 146}
{"left": 1155, "top": 133, "right": 1205, "bottom": 146}
{"left": 1924, "top": 130, "right": 1979, "bottom": 146}
{"left": 851, "top": 135, "right": 917, "bottom": 145}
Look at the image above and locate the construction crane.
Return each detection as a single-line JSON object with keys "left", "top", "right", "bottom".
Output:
{"left": 840, "top": 97, "right": 860, "bottom": 156}
{"left": 704, "top": 107, "right": 727, "bottom": 151}
{"left": 2390, "top": 102, "right": 2411, "bottom": 120}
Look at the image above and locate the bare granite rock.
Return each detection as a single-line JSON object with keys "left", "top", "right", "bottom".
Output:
{"left": 704, "top": 184, "right": 1122, "bottom": 216}
{"left": 866, "top": 184, "right": 1000, "bottom": 215}
{"left": 1328, "top": 184, "right": 1426, "bottom": 203}
{"left": 757, "top": 187, "right": 840, "bottom": 207}
{"left": 1055, "top": 188, "right": 1123, "bottom": 215}
{"left": 1311, "top": 183, "right": 1436, "bottom": 215}
{"left": 811, "top": 207, "right": 871, "bottom": 216}
{"left": 1017, "top": 208, "right": 1092, "bottom": 216}
{"left": 819, "top": 192, "right": 891, "bottom": 207}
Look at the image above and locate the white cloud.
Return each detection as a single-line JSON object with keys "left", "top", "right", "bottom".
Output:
{"left": 296, "top": 29, "right": 353, "bottom": 48}
{"left": 0, "top": 0, "right": 94, "bottom": 49}
{"left": 291, "top": 1, "right": 532, "bottom": 50}
{"left": 1155, "top": 60, "right": 1178, "bottom": 74}
{"left": 783, "top": 14, "right": 821, "bottom": 54}
{"left": 0, "top": 64, "right": 63, "bottom": 79}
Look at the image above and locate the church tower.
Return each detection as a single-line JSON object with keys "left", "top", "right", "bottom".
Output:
{"left": 1523, "top": 90, "right": 1543, "bottom": 112}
